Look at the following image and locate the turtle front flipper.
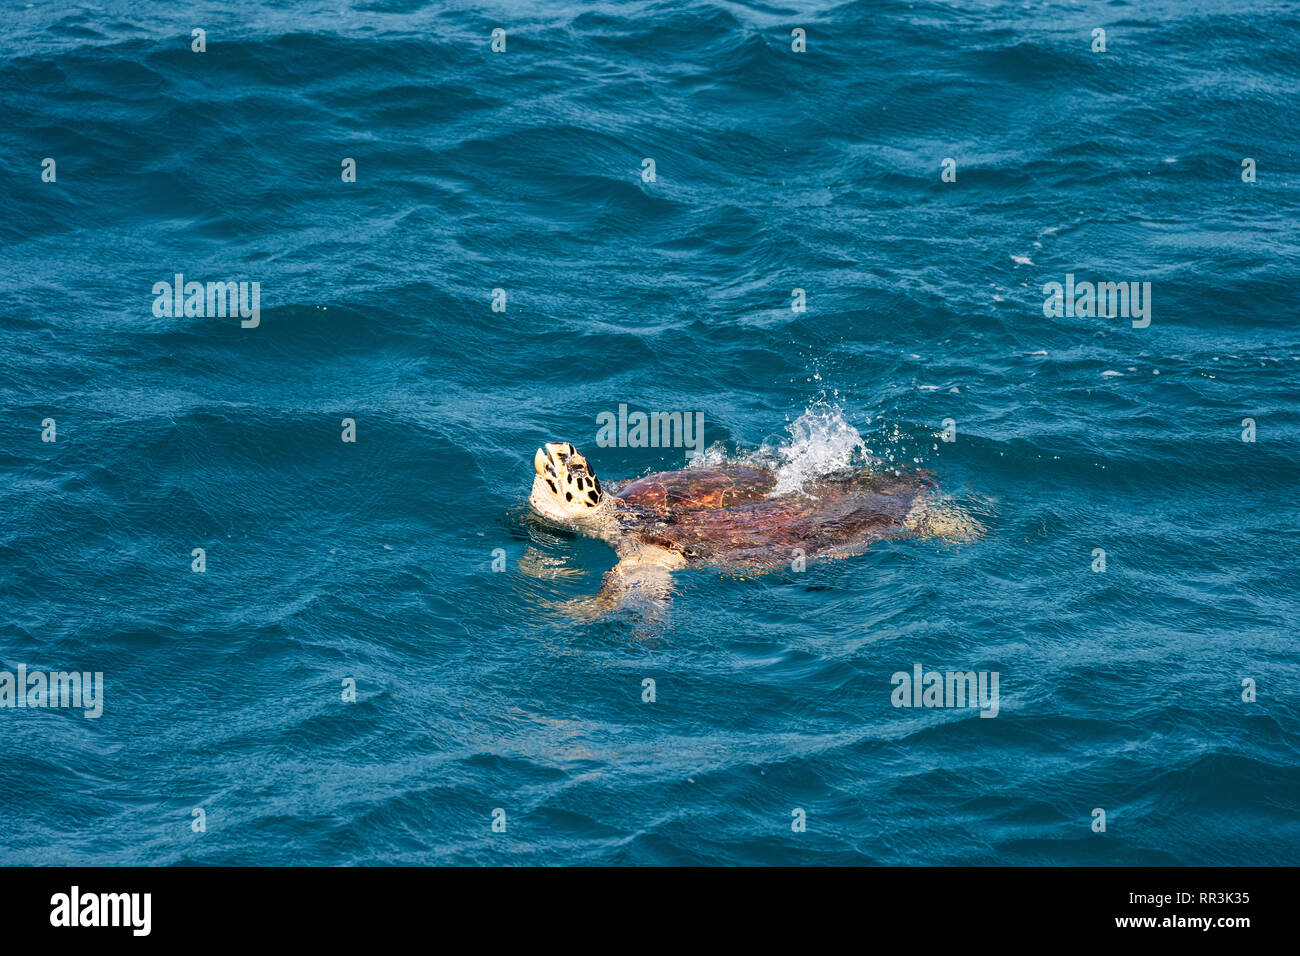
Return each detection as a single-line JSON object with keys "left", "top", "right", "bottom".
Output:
{"left": 589, "top": 546, "right": 684, "bottom": 622}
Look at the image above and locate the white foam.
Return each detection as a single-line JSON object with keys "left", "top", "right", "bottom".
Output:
{"left": 686, "top": 441, "right": 732, "bottom": 469}
{"left": 762, "top": 402, "right": 870, "bottom": 495}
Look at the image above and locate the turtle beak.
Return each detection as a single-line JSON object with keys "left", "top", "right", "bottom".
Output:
{"left": 534, "top": 447, "right": 549, "bottom": 476}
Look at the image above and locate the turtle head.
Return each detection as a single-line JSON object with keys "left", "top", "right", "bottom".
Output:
{"left": 529, "top": 442, "right": 607, "bottom": 524}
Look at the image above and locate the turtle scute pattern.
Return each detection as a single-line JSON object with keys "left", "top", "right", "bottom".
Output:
{"left": 614, "top": 466, "right": 936, "bottom": 570}
{"left": 614, "top": 465, "right": 776, "bottom": 511}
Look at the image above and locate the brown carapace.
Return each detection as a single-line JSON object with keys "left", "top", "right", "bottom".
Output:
{"left": 611, "top": 464, "right": 936, "bottom": 571}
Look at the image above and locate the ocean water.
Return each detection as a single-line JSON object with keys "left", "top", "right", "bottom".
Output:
{"left": 2, "top": 0, "right": 1299, "bottom": 866}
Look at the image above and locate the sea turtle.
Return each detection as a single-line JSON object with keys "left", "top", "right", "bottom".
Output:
{"left": 527, "top": 441, "right": 938, "bottom": 613}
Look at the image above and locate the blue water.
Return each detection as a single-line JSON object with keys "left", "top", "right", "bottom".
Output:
{"left": 3, "top": 0, "right": 1299, "bottom": 866}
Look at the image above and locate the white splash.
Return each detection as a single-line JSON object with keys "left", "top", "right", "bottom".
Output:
{"left": 686, "top": 441, "right": 732, "bottom": 468}
{"left": 762, "top": 402, "right": 870, "bottom": 495}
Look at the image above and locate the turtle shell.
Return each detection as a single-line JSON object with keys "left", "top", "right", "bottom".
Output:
{"left": 614, "top": 466, "right": 936, "bottom": 570}
{"left": 614, "top": 465, "right": 776, "bottom": 511}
